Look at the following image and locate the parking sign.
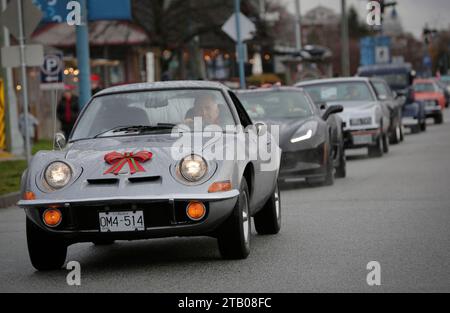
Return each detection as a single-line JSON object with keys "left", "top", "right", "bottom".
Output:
{"left": 40, "top": 52, "right": 65, "bottom": 90}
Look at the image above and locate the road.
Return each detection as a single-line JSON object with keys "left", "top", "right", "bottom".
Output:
{"left": 1, "top": 112, "right": 450, "bottom": 293}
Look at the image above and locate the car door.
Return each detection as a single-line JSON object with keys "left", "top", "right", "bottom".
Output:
{"left": 369, "top": 80, "right": 391, "bottom": 132}
{"left": 228, "top": 91, "right": 277, "bottom": 211}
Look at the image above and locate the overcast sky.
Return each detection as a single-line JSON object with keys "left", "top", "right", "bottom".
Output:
{"left": 282, "top": 0, "right": 450, "bottom": 39}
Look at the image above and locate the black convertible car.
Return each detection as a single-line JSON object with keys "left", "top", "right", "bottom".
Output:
{"left": 237, "top": 87, "right": 344, "bottom": 186}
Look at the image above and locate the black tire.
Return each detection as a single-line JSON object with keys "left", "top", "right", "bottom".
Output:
{"left": 390, "top": 125, "right": 401, "bottom": 144}
{"left": 382, "top": 132, "right": 389, "bottom": 154}
{"left": 420, "top": 119, "right": 427, "bottom": 132}
{"left": 26, "top": 218, "right": 67, "bottom": 271}
{"left": 400, "top": 124, "right": 405, "bottom": 142}
{"left": 323, "top": 142, "right": 335, "bottom": 186}
{"left": 217, "top": 178, "right": 251, "bottom": 260}
{"left": 93, "top": 240, "right": 115, "bottom": 246}
{"left": 368, "top": 136, "right": 383, "bottom": 158}
{"left": 254, "top": 183, "right": 281, "bottom": 235}
{"left": 434, "top": 113, "right": 443, "bottom": 125}
{"left": 411, "top": 124, "right": 421, "bottom": 134}
{"left": 335, "top": 145, "right": 347, "bottom": 178}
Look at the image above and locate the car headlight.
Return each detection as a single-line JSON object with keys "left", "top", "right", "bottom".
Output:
{"left": 44, "top": 162, "right": 72, "bottom": 190}
{"left": 179, "top": 154, "right": 208, "bottom": 182}
{"left": 291, "top": 121, "right": 318, "bottom": 144}
{"left": 350, "top": 117, "right": 373, "bottom": 126}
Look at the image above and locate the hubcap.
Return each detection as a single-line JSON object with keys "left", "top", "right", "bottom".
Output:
{"left": 242, "top": 193, "right": 250, "bottom": 245}
{"left": 274, "top": 187, "right": 281, "bottom": 225}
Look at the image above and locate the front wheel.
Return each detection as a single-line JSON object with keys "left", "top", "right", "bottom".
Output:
{"left": 368, "top": 136, "right": 383, "bottom": 158}
{"left": 335, "top": 145, "right": 347, "bottom": 179}
{"left": 420, "top": 119, "right": 427, "bottom": 132}
{"left": 434, "top": 112, "right": 443, "bottom": 125}
{"left": 390, "top": 125, "right": 402, "bottom": 144}
{"left": 323, "top": 143, "right": 335, "bottom": 186}
{"left": 27, "top": 218, "right": 67, "bottom": 271}
{"left": 382, "top": 132, "right": 390, "bottom": 154}
{"left": 254, "top": 183, "right": 281, "bottom": 235}
{"left": 217, "top": 178, "right": 251, "bottom": 260}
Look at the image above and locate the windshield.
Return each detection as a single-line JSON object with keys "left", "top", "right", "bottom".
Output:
{"left": 303, "top": 82, "right": 375, "bottom": 104}
{"left": 414, "top": 83, "right": 436, "bottom": 93}
{"left": 71, "top": 89, "right": 235, "bottom": 141}
{"left": 238, "top": 90, "right": 314, "bottom": 120}
{"left": 373, "top": 74, "right": 408, "bottom": 88}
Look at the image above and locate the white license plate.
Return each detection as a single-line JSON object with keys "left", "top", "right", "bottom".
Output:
{"left": 353, "top": 134, "right": 373, "bottom": 145}
{"left": 99, "top": 211, "right": 145, "bottom": 233}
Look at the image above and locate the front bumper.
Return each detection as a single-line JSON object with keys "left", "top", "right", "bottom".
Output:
{"left": 19, "top": 191, "right": 239, "bottom": 242}
{"left": 279, "top": 144, "right": 326, "bottom": 180}
{"left": 344, "top": 128, "right": 380, "bottom": 149}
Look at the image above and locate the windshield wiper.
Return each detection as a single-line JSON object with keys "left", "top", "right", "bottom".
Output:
{"left": 94, "top": 125, "right": 176, "bottom": 138}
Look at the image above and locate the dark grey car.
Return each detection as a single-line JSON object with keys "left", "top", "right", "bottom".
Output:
{"left": 237, "top": 87, "right": 345, "bottom": 186}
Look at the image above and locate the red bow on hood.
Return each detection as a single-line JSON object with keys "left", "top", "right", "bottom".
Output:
{"left": 104, "top": 151, "right": 153, "bottom": 175}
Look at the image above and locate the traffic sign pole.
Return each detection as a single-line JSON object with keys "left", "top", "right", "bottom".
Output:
{"left": 1, "top": 0, "right": 24, "bottom": 156}
{"left": 234, "top": 0, "right": 246, "bottom": 89}
{"left": 76, "top": 0, "right": 92, "bottom": 108}
{"left": 17, "top": 0, "right": 32, "bottom": 164}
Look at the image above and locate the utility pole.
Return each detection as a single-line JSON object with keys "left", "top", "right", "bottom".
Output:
{"left": 1, "top": 0, "right": 24, "bottom": 156}
{"left": 234, "top": 0, "right": 246, "bottom": 89}
{"left": 76, "top": 0, "right": 92, "bottom": 108}
{"left": 294, "top": 0, "right": 302, "bottom": 51}
{"left": 17, "top": 0, "right": 31, "bottom": 163}
{"left": 340, "top": 0, "right": 350, "bottom": 77}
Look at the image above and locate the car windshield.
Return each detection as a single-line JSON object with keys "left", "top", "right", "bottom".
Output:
{"left": 71, "top": 89, "right": 235, "bottom": 141}
{"left": 302, "top": 82, "right": 375, "bottom": 104}
{"left": 441, "top": 77, "right": 450, "bottom": 85}
{"left": 414, "top": 83, "right": 436, "bottom": 92}
{"left": 373, "top": 74, "right": 409, "bottom": 88}
{"left": 237, "top": 90, "right": 314, "bottom": 120}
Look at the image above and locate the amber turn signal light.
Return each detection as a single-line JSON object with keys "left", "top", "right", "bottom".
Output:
{"left": 24, "top": 191, "right": 36, "bottom": 200}
{"left": 208, "top": 181, "right": 232, "bottom": 193}
{"left": 43, "top": 209, "right": 62, "bottom": 227}
{"left": 186, "top": 202, "right": 206, "bottom": 221}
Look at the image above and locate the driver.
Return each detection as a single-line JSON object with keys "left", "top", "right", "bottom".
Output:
{"left": 186, "top": 94, "right": 221, "bottom": 125}
{"left": 344, "top": 85, "right": 361, "bottom": 100}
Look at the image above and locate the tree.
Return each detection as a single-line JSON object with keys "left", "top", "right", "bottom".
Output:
{"left": 132, "top": 0, "right": 237, "bottom": 79}
{"left": 348, "top": 6, "right": 369, "bottom": 39}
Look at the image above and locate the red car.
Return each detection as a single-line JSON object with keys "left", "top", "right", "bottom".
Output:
{"left": 414, "top": 79, "right": 445, "bottom": 124}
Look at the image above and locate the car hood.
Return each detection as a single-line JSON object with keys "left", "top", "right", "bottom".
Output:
{"left": 24, "top": 133, "right": 242, "bottom": 202}
{"left": 414, "top": 92, "right": 442, "bottom": 100}
{"left": 327, "top": 101, "right": 378, "bottom": 123}
{"left": 66, "top": 135, "right": 181, "bottom": 179}
{"left": 255, "top": 117, "right": 319, "bottom": 147}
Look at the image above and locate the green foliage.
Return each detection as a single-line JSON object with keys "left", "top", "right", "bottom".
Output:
{"left": 0, "top": 160, "right": 26, "bottom": 196}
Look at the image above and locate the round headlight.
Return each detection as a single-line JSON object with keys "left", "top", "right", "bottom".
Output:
{"left": 180, "top": 155, "right": 208, "bottom": 182}
{"left": 44, "top": 162, "right": 72, "bottom": 190}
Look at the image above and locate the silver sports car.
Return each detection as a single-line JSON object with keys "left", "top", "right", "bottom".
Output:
{"left": 18, "top": 81, "right": 281, "bottom": 270}
{"left": 297, "top": 78, "right": 392, "bottom": 158}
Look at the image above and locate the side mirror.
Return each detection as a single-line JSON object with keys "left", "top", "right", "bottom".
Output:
{"left": 254, "top": 122, "right": 268, "bottom": 137}
{"left": 317, "top": 102, "right": 327, "bottom": 111}
{"left": 54, "top": 132, "right": 66, "bottom": 150}
{"left": 323, "top": 105, "right": 344, "bottom": 120}
{"left": 378, "top": 94, "right": 388, "bottom": 101}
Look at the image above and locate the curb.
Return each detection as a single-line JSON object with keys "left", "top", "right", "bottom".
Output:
{"left": 0, "top": 192, "right": 20, "bottom": 209}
